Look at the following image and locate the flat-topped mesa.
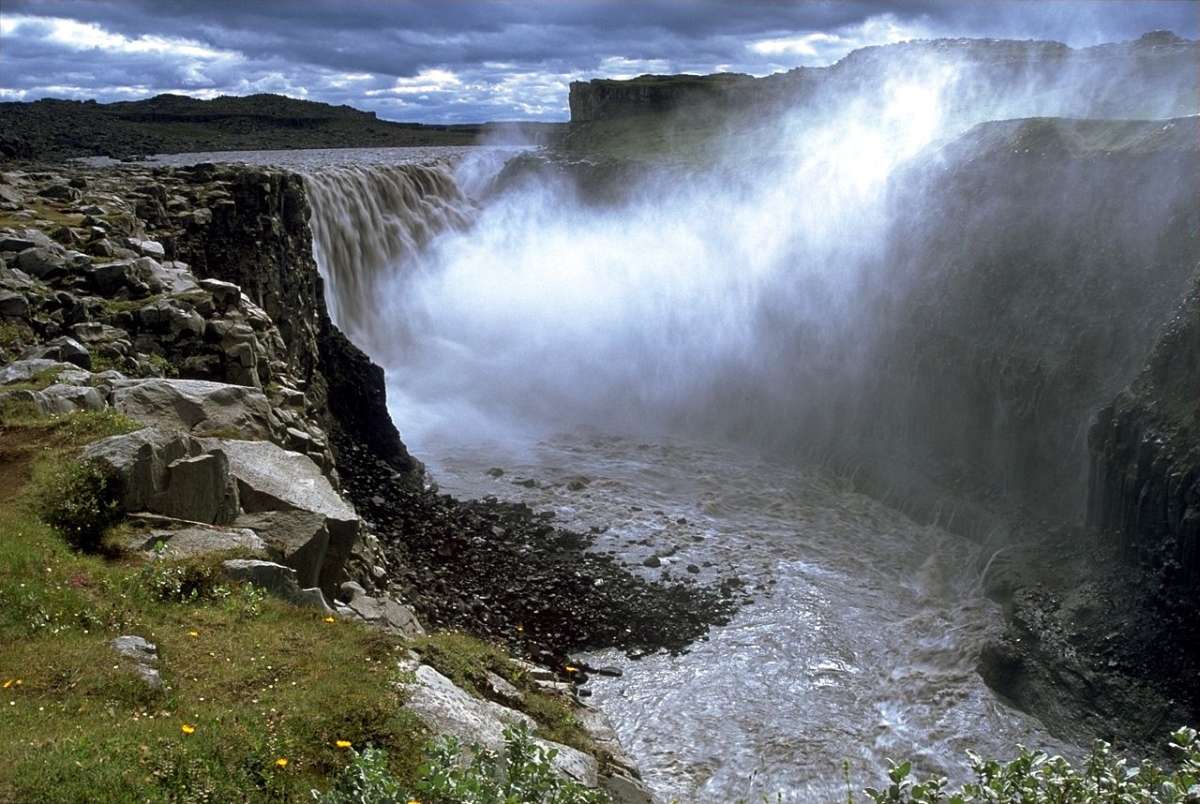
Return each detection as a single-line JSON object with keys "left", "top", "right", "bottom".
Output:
{"left": 568, "top": 31, "right": 1200, "bottom": 123}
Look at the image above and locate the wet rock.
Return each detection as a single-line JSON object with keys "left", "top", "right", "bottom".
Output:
{"left": 642, "top": 556, "right": 662, "bottom": 568}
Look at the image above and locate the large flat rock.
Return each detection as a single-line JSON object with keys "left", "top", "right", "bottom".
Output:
{"left": 110, "top": 378, "right": 274, "bottom": 439}
{"left": 399, "top": 659, "right": 598, "bottom": 787}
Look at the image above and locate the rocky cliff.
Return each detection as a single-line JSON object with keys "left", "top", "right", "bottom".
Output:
{"left": 1088, "top": 270, "right": 1200, "bottom": 581}
{"left": 568, "top": 32, "right": 1199, "bottom": 125}
{"left": 844, "top": 117, "right": 1200, "bottom": 525}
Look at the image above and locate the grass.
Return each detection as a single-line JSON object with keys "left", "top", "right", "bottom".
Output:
{"left": 0, "top": 411, "right": 429, "bottom": 803}
{"left": 0, "top": 320, "right": 33, "bottom": 364}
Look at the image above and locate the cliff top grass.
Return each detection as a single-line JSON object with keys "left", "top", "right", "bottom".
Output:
{"left": 0, "top": 408, "right": 606, "bottom": 802}
{"left": 0, "top": 411, "right": 428, "bottom": 803}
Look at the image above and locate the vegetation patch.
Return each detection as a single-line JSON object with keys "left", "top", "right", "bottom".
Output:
{"left": 0, "top": 416, "right": 426, "bottom": 802}
{"left": 318, "top": 724, "right": 606, "bottom": 804}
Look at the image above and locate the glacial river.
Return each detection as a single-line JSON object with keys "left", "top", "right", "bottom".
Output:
{"left": 401, "top": 427, "right": 1072, "bottom": 801}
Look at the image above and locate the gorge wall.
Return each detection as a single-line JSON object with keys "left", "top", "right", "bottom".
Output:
{"left": 568, "top": 32, "right": 1199, "bottom": 125}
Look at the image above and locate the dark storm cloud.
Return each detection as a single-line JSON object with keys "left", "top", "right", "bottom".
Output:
{"left": 1, "top": 1, "right": 1196, "bottom": 121}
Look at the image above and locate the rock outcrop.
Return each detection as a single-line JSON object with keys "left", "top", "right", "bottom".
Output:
{"left": 1088, "top": 270, "right": 1200, "bottom": 581}
{"left": 569, "top": 32, "right": 1199, "bottom": 124}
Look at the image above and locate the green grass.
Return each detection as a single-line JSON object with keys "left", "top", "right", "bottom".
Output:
{"left": 0, "top": 412, "right": 429, "bottom": 802}
{"left": 0, "top": 320, "right": 33, "bottom": 364}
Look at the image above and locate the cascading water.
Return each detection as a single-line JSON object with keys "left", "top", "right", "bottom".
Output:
{"left": 302, "top": 161, "right": 473, "bottom": 344}
{"left": 289, "top": 43, "right": 1198, "bottom": 801}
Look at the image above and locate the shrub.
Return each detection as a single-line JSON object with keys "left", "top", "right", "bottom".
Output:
{"left": 865, "top": 727, "right": 1200, "bottom": 804}
{"left": 315, "top": 723, "right": 608, "bottom": 804}
{"left": 31, "top": 457, "right": 123, "bottom": 553}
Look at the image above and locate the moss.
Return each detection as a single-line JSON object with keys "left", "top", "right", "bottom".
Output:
{"left": 0, "top": 320, "right": 33, "bottom": 363}
{"left": 101, "top": 293, "right": 164, "bottom": 315}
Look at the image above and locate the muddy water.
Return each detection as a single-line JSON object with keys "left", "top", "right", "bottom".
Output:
{"left": 405, "top": 427, "right": 1074, "bottom": 801}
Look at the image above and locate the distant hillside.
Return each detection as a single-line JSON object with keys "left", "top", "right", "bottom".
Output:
{"left": 0, "top": 93, "right": 565, "bottom": 161}
{"left": 564, "top": 31, "right": 1200, "bottom": 161}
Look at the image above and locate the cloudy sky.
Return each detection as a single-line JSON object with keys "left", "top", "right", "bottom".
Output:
{"left": 1, "top": 1, "right": 1196, "bottom": 122}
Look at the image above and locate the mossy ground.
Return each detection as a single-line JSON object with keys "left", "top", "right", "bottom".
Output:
{"left": 0, "top": 409, "right": 602, "bottom": 802}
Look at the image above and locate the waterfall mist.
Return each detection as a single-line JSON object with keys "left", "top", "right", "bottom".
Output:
{"left": 304, "top": 37, "right": 1199, "bottom": 472}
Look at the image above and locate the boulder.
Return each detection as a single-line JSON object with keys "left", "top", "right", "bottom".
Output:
{"left": 127, "top": 238, "right": 166, "bottom": 258}
{"left": 152, "top": 261, "right": 199, "bottom": 294}
{"left": 0, "top": 359, "right": 79, "bottom": 386}
{"left": 37, "top": 383, "right": 105, "bottom": 414}
{"left": 149, "top": 451, "right": 240, "bottom": 525}
{"left": 109, "top": 635, "right": 162, "bottom": 690}
{"left": 22, "top": 336, "right": 91, "bottom": 369}
{"left": 111, "top": 379, "right": 274, "bottom": 439}
{"left": 235, "top": 509, "right": 330, "bottom": 589}
{"left": 16, "top": 246, "right": 66, "bottom": 279}
{"left": 0, "top": 235, "right": 38, "bottom": 252}
{"left": 0, "top": 290, "right": 27, "bottom": 318}
{"left": 399, "top": 660, "right": 598, "bottom": 786}
{"left": 83, "top": 427, "right": 203, "bottom": 513}
{"left": 90, "top": 258, "right": 153, "bottom": 295}
{"left": 339, "top": 584, "right": 425, "bottom": 637}
{"left": 220, "top": 559, "right": 332, "bottom": 611}
{"left": 39, "top": 183, "right": 81, "bottom": 202}
{"left": 213, "top": 439, "right": 359, "bottom": 592}
{"left": 198, "top": 278, "right": 241, "bottom": 312}
{"left": 126, "top": 520, "right": 266, "bottom": 559}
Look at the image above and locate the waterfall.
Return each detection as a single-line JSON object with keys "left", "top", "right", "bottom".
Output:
{"left": 302, "top": 159, "right": 475, "bottom": 346}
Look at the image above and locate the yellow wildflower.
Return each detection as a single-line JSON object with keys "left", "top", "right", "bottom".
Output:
{"left": 275, "top": 757, "right": 288, "bottom": 768}
{"left": 335, "top": 740, "right": 352, "bottom": 749}
{"left": 187, "top": 630, "right": 200, "bottom": 638}
{"left": 181, "top": 724, "right": 196, "bottom": 735}
{"left": 323, "top": 616, "right": 336, "bottom": 624}
{"left": 2, "top": 680, "right": 11, "bottom": 689}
